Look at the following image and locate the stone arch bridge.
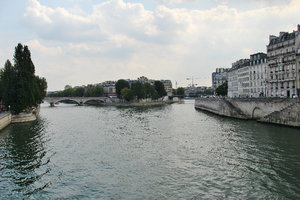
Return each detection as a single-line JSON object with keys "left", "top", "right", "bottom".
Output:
{"left": 44, "top": 97, "right": 112, "bottom": 106}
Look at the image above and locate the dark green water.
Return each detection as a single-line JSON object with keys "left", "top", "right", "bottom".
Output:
{"left": 0, "top": 100, "right": 299, "bottom": 199}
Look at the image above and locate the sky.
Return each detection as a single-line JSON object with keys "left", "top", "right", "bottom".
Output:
{"left": 0, "top": 0, "right": 300, "bottom": 91}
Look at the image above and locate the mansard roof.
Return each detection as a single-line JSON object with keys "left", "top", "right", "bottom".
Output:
{"left": 269, "top": 32, "right": 295, "bottom": 46}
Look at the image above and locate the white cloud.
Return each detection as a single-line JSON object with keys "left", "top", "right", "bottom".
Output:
{"left": 23, "top": 0, "right": 300, "bottom": 90}
{"left": 155, "top": 0, "right": 196, "bottom": 5}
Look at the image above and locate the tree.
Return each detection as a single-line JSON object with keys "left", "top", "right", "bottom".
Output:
{"left": 121, "top": 87, "right": 134, "bottom": 101}
{"left": 0, "top": 44, "right": 47, "bottom": 114}
{"left": 74, "top": 87, "right": 85, "bottom": 97}
{"left": 215, "top": 82, "right": 228, "bottom": 96}
{"left": 34, "top": 76, "right": 47, "bottom": 104}
{"left": 115, "top": 79, "right": 130, "bottom": 98}
{"left": 144, "top": 83, "right": 159, "bottom": 99}
{"left": 63, "top": 88, "right": 75, "bottom": 97}
{"left": 154, "top": 81, "right": 167, "bottom": 97}
{"left": 172, "top": 89, "right": 177, "bottom": 95}
{"left": 131, "top": 82, "right": 145, "bottom": 99}
{"left": 176, "top": 87, "right": 185, "bottom": 95}
{"left": 84, "top": 86, "right": 104, "bottom": 97}
{"left": 1, "top": 60, "right": 17, "bottom": 110}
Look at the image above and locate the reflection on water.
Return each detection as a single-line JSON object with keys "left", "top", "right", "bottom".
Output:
{"left": 0, "top": 118, "right": 54, "bottom": 198}
{"left": 0, "top": 100, "right": 299, "bottom": 199}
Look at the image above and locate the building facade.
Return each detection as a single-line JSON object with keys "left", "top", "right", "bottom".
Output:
{"left": 249, "top": 53, "right": 268, "bottom": 97}
{"left": 228, "top": 59, "right": 250, "bottom": 97}
{"left": 267, "top": 25, "right": 300, "bottom": 97}
{"left": 100, "top": 81, "right": 116, "bottom": 95}
{"left": 228, "top": 68, "right": 238, "bottom": 98}
{"left": 212, "top": 68, "right": 230, "bottom": 90}
{"left": 160, "top": 80, "right": 173, "bottom": 96}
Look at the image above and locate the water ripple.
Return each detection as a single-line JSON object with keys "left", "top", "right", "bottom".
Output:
{"left": 0, "top": 101, "right": 299, "bottom": 199}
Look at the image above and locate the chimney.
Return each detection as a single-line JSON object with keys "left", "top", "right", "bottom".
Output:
{"left": 298, "top": 24, "right": 300, "bottom": 31}
{"left": 279, "top": 32, "right": 286, "bottom": 37}
{"left": 269, "top": 35, "right": 276, "bottom": 42}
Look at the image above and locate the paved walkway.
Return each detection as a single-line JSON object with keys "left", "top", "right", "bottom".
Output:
{"left": 0, "top": 112, "right": 10, "bottom": 119}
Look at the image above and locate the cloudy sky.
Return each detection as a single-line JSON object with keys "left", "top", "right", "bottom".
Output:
{"left": 0, "top": 0, "right": 300, "bottom": 91}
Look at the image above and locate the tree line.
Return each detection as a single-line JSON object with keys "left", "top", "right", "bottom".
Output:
{"left": 115, "top": 79, "right": 167, "bottom": 101}
{"left": 48, "top": 85, "right": 104, "bottom": 97}
{"left": 0, "top": 44, "right": 47, "bottom": 114}
{"left": 48, "top": 79, "right": 168, "bottom": 101}
{"left": 172, "top": 87, "right": 185, "bottom": 96}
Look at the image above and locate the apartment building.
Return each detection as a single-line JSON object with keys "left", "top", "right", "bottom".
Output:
{"left": 228, "top": 59, "right": 250, "bottom": 97}
{"left": 267, "top": 25, "right": 300, "bottom": 97}
{"left": 212, "top": 68, "right": 230, "bottom": 90}
{"left": 249, "top": 53, "right": 268, "bottom": 97}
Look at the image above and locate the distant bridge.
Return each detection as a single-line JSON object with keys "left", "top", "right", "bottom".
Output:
{"left": 44, "top": 97, "right": 112, "bottom": 106}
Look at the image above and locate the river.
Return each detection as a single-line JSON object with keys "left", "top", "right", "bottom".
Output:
{"left": 0, "top": 100, "right": 299, "bottom": 199}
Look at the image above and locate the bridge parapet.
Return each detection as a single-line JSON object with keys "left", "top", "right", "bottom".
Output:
{"left": 44, "top": 97, "right": 111, "bottom": 106}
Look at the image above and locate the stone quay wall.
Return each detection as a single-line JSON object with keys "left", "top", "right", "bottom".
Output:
{"left": 0, "top": 112, "right": 12, "bottom": 131}
{"left": 195, "top": 98, "right": 300, "bottom": 128}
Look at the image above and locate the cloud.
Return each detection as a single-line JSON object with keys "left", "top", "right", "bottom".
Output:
{"left": 23, "top": 0, "right": 300, "bottom": 90}
{"left": 155, "top": 0, "right": 196, "bottom": 5}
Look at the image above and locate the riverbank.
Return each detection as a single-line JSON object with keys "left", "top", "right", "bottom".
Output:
{"left": 0, "top": 112, "right": 12, "bottom": 131}
{"left": 195, "top": 97, "right": 300, "bottom": 128}
{"left": 0, "top": 107, "right": 40, "bottom": 131}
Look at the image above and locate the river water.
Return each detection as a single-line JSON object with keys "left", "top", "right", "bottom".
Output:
{"left": 0, "top": 100, "right": 299, "bottom": 199}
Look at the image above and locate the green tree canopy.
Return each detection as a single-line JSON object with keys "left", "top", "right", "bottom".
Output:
{"left": 74, "top": 87, "right": 85, "bottom": 97}
{"left": 154, "top": 81, "right": 167, "bottom": 97}
{"left": 131, "top": 82, "right": 146, "bottom": 99}
{"left": 0, "top": 44, "right": 47, "bottom": 113}
{"left": 121, "top": 87, "right": 134, "bottom": 101}
{"left": 215, "top": 82, "right": 228, "bottom": 96}
{"left": 115, "top": 79, "right": 130, "bottom": 98}
{"left": 176, "top": 87, "right": 185, "bottom": 95}
{"left": 144, "top": 83, "right": 159, "bottom": 100}
{"left": 0, "top": 60, "right": 17, "bottom": 110}
{"left": 84, "top": 86, "right": 104, "bottom": 97}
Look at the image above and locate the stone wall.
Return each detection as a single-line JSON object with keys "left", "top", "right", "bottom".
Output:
{"left": 195, "top": 98, "right": 300, "bottom": 128}
{"left": 11, "top": 106, "right": 40, "bottom": 123}
{"left": 0, "top": 113, "right": 12, "bottom": 131}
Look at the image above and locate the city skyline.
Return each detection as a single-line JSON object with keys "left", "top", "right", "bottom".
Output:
{"left": 1, "top": 0, "right": 300, "bottom": 91}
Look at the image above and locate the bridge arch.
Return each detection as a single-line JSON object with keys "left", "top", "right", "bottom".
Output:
{"left": 252, "top": 106, "right": 263, "bottom": 119}
{"left": 54, "top": 99, "right": 82, "bottom": 105}
{"left": 44, "top": 97, "right": 109, "bottom": 106}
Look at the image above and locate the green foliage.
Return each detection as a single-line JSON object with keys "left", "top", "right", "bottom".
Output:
{"left": 131, "top": 82, "right": 145, "bottom": 99}
{"left": 1, "top": 60, "right": 17, "bottom": 110}
{"left": 144, "top": 83, "right": 159, "bottom": 100}
{"left": 48, "top": 85, "right": 104, "bottom": 97}
{"left": 62, "top": 88, "right": 75, "bottom": 97}
{"left": 215, "top": 82, "right": 228, "bottom": 96}
{"left": 176, "top": 87, "right": 185, "bottom": 95}
{"left": 74, "top": 87, "right": 85, "bottom": 97}
{"left": 172, "top": 89, "right": 177, "bottom": 95}
{"left": 0, "top": 44, "right": 47, "bottom": 114}
{"left": 84, "top": 86, "right": 104, "bottom": 97}
{"left": 154, "top": 81, "right": 167, "bottom": 97}
{"left": 115, "top": 79, "right": 129, "bottom": 98}
{"left": 47, "top": 80, "right": 166, "bottom": 101}
{"left": 121, "top": 87, "right": 134, "bottom": 101}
